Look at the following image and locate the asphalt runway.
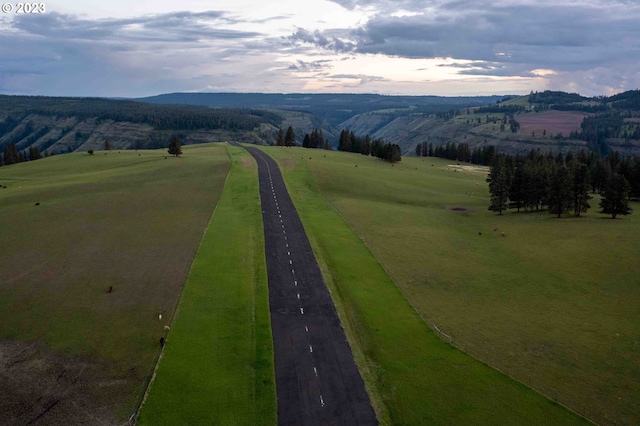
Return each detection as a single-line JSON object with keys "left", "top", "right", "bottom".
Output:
{"left": 242, "top": 145, "right": 378, "bottom": 426}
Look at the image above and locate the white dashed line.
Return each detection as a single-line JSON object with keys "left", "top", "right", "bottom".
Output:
{"left": 289, "top": 260, "right": 293, "bottom": 265}
{"left": 294, "top": 280, "right": 297, "bottom": 286}
{"left": 313, "top": 367, "right": 318, "bottom": 376}
{"left": 291, "top": 269, "right": 294, "bottom": 274}
{"left": 288, "top": 251, "right": 291, "bottom": 256}
{"left": 320, "top": 395, "right": 324, "bottom": 407}
{"left": 309, "top": 345, "right": 313, "bottom": 353}
{"left": 305, "top": 325, "right": 308, "bottom": 332}
{"left": 300, "top": 307, "right": 304, "bottom": 315}
{"left": 297, "top": 293, "right": 300, "bottom": 300}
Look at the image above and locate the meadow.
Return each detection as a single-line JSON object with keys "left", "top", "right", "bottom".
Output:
{"left": 137, "top": 144, "right": 276, "bottom": 425}
{"left": 0, "top": 144, "right": 229, "bottom": 424}
{"left": 266, "top": 147, "right": 639, "bottom": 425}
{"left": 260, "top": 146, "right": 588, "bottom": 425}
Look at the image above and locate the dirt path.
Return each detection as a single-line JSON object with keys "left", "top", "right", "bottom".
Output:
{"left": 242, "top": 145, "right": 377, "bottom": 426}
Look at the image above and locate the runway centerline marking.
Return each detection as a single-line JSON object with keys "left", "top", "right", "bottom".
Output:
{"left": 313, "top": 367, "right": 318, "bottom": 376}
{"left": 309, "top": 345, "right": 313, "bottom": 353}
{"left": 300, "top": 307, "right": 304, "bottom": 315}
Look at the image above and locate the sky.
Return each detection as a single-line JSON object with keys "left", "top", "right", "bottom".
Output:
{"left": 0, "top": 0, "right": 638, "bottom": 97}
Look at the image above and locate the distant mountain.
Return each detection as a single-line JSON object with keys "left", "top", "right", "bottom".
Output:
{"left": 135, "top": 92, "right": 507, "bottom": 127}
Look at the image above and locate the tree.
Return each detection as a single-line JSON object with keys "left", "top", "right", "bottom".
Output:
{"left": 88, "top": 149, "right": 94, "bottom": 155}
{"left": 487, "top": 156, "right": 510, "bottom": 215}
{"left": 302, "top": 133, "right": 310, "bottom": 148}
{"left": 548, "top": 165, "right": 573, "bottom": 218}
{"left": 3, "top": 143, "right": 18, "bottom": 165}
{"left": 599, "top": 173, "right": 632, "bottom": 219}
{"left": 168, "top": 136, "right": 182, "bottom": 157}
{"left": 415, "top": 143, "right": 422, "bottom": 157}
{"left": 572, "top": 164, "right": 591, "bottom": 216}
{"left": 104, "top": 139, "right": 111, "bottom": 151}
{"left": 284, "top": 126, "right": 295, "bottom": 147}
{"left": 276, "top": 129, "right": 285, "bottom": 146}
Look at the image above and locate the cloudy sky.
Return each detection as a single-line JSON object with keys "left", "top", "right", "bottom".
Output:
{"left": 0, "top": 0, "right": 638, "bottom": 97}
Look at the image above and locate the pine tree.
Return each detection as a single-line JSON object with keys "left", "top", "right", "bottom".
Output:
{"left": 104, "top": 140, "right": 111, "bottom": 151}
{"left": 487, "top": 156, "right": 510, "bottom": 215}
{"left": 548, "top": 165, "right": 573, "bottom": 218}
{"left": 276, "top": 129, "right": 285, "bottom": 146}
{"left": 168, "top": 136, "right": 182, "bottom": 157}
{"left": 599, "top": 173, "right": 632, "bottom": 219}
{"left": 302, "top": 133, "right": 310, "bottom": 148}
{"left": 572, "top": 164, "right": 592, "bottom": 216}
{"left": 285, "top": 126, "right": 295, "bottom": 147}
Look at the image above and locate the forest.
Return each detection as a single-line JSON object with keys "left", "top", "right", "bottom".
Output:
{"left": 486, "top": 149, "right": 638, "bottom": 218}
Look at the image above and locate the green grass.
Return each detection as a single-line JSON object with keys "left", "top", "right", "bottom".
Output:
{"left": 137, "top": 144, "right": 276, "bottom": 425}
{"left": 303, "top": 153, "right": 638, "bottom": 425}
{"left": 0, "top": 145, "right": 230, "bottom": 421}
{"left": 258, "top": 146, "right": 588, "bottom": 425}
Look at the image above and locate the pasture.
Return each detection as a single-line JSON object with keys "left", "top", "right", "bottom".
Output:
{"left": 268, "top": 147, "right": 639, "bottom": 425}
{"left": 260, "top": 146, "right": 587, "bottom": 425}
{"left": 0, "top": 144, "right": 229, "bottom": 424}
{"left": 137, "top": 144, "right": 276, "bottom": 425}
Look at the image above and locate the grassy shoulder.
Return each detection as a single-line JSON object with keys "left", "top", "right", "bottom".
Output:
{"left": 0, "top": 144, "right": 229, "bottom": 423}
{"left": 258, "top": 146, "right": 586, "bottom": 425}
{"left": 296, "top": 150, "right": 639, "bottom": 425}
{"left": 137, "top": 144, "right": 276, "bottom": 425}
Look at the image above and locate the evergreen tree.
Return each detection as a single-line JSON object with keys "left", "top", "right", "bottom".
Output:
{"left": 285, "top": 126, "right": 295, "bottom": 147}
{"left": 599, "top": 173, "right": 632, "bottom": 219}
{"left": 104, "top": 139, "right": 111, "bottom": 151}
{"left": 487, "top": 156, "right": 510, "bottom": 215}
{"left": 548, "top": 165, "right": 573, "bottom": 218}
{"left": 572, "top": 164, "right": 592, "bottom": 216}
{"left": 276, "top": 129, "right": 285, "bottom": 146}
{"left": 415, "top": 144, "right": 422, "bottom": 157}
{"left": 509, "top": 160, "right": 526, "bottom": 212}
{"left": 3, "top": 143, "right": 18, "bottom": 165}
{"left": 302, "top": 133, "right": 310, "bottom": 148}
{"left": 168, "top": 136, "right": 182, "bottom": 157}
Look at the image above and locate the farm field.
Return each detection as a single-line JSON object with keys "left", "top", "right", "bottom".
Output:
{"left": 516, "top": 110, "right": 591, "bottom": 137}
{"left": 259, "top": 146, "right": 587, "bottom": 425}
{"left": 138, "top": 144, "right": 276, "bottom": 425}
{"left": 266, "top": 147, "right": 639, "bottom": 426}
{"left": 0, "top": 144, "right": 230, "bottom": 424}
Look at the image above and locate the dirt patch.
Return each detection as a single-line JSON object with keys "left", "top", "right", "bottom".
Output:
{"left": 239, "top": 156, "right": 254, "bottom": 168}
{"left": 0, "top": 340, "right": 132, "bottom": 426}
{"left": 446, "top": 206, "right": 474, "bottom": 212}
{"left": 447, "top": 164, "right": 489, "bottom": 174}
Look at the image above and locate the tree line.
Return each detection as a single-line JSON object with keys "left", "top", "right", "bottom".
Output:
{"left": 415, "top": 141, "right": 497, "bottom": 166}
{"left": 1, "top": 143, "right": 43, "bottom": 166}
{"left": 338, "top": 129, "right": 401, "bottom": 162}
{"left": 487, "top": 149, "right": 637, "bottom": 218}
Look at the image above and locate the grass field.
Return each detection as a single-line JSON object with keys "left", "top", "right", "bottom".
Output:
{"left": 271, "top": 147, "right": 639, "bottom": 425}
{"left": 259, "top": 146, "right": 588, "bottom": 425}
{"left": 137, "top": 144, "right": 276, "bottom": 425}
{"left": 0, "top": 144, "right": 229, "bottom": 424}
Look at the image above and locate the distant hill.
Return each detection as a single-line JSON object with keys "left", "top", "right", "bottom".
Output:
{"left": 135, "top": 92, "right": 505, "bottom": 127}
{"left": 346, "top": 90, "right": 640, "bottom": 157}
{"left": 0, "top": 95, "right": 285, "bottom": 156}
{"left": 2, "top": 90, "right": 640, "bottom": 162}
